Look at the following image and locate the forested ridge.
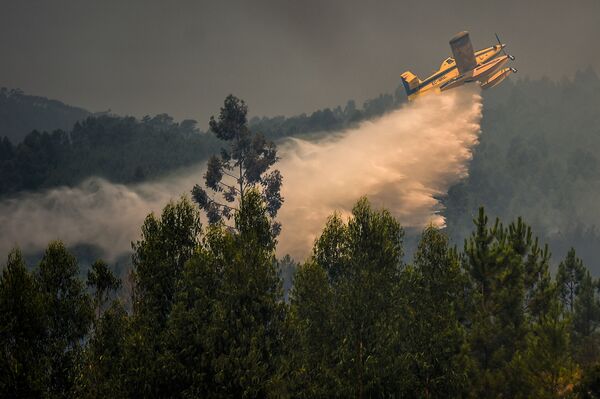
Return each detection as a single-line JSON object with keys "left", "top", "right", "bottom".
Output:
{"left": 0, "top": 88, "right": 90, "bottom": 143}
{"left": 0, "top": 88, "right": 403, "bottom": 199}
{"left": 2, "top": 93, "right": 600, "bottom": 398}
{"left": 0, "top": 114, "right": 220, "bottom": 196}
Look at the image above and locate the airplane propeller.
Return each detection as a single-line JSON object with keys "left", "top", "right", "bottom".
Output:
{"left": 495, "top": 33, "right": 515, "bottom": 60}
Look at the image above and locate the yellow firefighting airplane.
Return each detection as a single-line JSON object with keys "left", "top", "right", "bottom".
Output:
{"left": 401, "top": 32, "right": 517, "bottom": 100}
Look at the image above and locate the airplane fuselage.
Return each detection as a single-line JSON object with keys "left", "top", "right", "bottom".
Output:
{"left": 400, "top": 32, "right": 516, "bottom": 100}
{"left": 409, "top": 44, "right": 514, "bottom": 99}
{"left": 414, "top": 44, "right": 506, "bottom": 97}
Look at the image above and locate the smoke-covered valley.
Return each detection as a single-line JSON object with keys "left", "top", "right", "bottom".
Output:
{"left": 0, "top": 87, "right": 482, "bottom": 262}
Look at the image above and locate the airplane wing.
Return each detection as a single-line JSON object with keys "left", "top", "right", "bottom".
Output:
{"left": 449, "top": 31, "right": 477, "bottom": 74}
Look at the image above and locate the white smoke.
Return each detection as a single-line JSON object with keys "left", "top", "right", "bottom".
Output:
{"left": 0, "top": 87, "right": 482, "bottom": 262}
{"left": 277, "top": 86, "right": 482, "bottom": 258}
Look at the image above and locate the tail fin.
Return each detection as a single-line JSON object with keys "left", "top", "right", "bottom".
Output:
{"left": 400, "top": 71, "right": 421, "bottom": 99}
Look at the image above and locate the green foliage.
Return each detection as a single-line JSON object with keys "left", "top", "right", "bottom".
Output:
{"left": 286, "top": 261, "right": 338, "bottom": 397}
{"left": 162, "top": 247, "right": 220, "bottom": 396}
{"left": 0, "top": 113, "right": 220, "bottom": 197}
{"left": 402, "top": 226, "right": 470, "bottom": 397}
{"left": 0, "top": 87, "right": 404, "bottom": 202}
{"left": 87, "top": 259, "right": 121, "bottom": 315}
{"left": 206, "top": 190, "right": 285, "bottom": 396}
{"left": 289, "top": 198, "right": 405, "bottom": 397}
{"left": 79, "top": 301, "right": 129, "bottom": 398}
{"left": 573, "top": 270, "right": 600, "bottom": 339}
{"left": 126, "top": 196, "right": 202, "bottom": 397}
{"left": 558, "top": 248, "right": 587, "bottom": 313}
{"left": 0, "top": 201, "right": 598, "bottom": 397}
{"left": 0, "top": 250, "right": 48, "bottom": 397}
{"left": 192, "top": 95, "right": 283, "bottom": 234}
{"left": 464, "top": 208, "right": 556, "bottom": 397}
{"left": 555, "top": 249, "right": 600, "bottom": 366}
{"left": 512, "top": 299, "right": 579, "bottom": 398}
{"left": 165, "top": 189, "right": 286, "bottom": 397}
{"left": 443, "top": 69, "right": 600, "bottom": 273}
{"left": 37, "top": 241, "right": 94, "bottom": 397}
{"left": 578, "top": 363, "right": 600, "bottom": 398}
{"left": 132, "top": 196, "right": 201, "bottom": 326}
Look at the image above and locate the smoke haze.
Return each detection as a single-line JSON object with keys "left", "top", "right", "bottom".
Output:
{"left": 0, "top": 88, "right": 482, "bottom": 261}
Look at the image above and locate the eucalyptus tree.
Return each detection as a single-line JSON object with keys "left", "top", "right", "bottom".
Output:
{"left": 192, "top": 95, "right": 283, "bottom": 234}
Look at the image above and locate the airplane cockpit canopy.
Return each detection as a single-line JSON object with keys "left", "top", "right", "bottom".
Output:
{"left": 440, "top": 57, "right": 455, "bottom": 70}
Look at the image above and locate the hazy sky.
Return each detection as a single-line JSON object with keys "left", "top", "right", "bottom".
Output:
{"left": 1, "top": 0, "right": 599, "bottom": 125}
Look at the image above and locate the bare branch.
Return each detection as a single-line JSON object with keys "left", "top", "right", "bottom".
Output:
{"left": 222, "top": 170, "right": 239, "bottom": 180}
{"left": 208, "top": 197, "right": 239, "bottom": 212}
{"left": 218, "top": 181, "right": 241, "bottom": 194}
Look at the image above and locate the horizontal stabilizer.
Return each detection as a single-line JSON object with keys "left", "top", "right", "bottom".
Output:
{"left": 400, "top": 71, "right": 421, "bottom": 96}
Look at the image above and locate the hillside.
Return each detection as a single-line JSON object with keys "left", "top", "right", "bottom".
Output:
{"left": 0, "top": 88, "right": 90, "bottom": 143}
{"left": 0, "top": 89, "right": 405, "bottom": 198}
{"left": 442, "top": 67, "right": 600, "bottom": 272}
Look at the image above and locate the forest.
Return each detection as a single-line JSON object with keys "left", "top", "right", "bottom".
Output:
{"left": 2, "top": 92, "right": 600, "bottom": 398}
{"left": 0, "top": 88, "right": 402, "bottom": 198}
{"left": 442, "top": 67, "right": 600, "bottom": 273}
{"left": 2, "top": 70, "right": 600, "bottom": 273}
{"left": 0, "top": 114, "right": 219, "bottom": 196}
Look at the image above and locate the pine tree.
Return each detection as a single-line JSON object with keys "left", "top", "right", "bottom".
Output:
{"left": 555, "top": 249, "right": 600, "bottom": 366}
{"left": 557, "top": 248, "right": 586, "bottom": 314}
{"left": 574, "top": 271, "right": 600, "bottom": 340}
{"left": 464, "top": 208, "right": 539, "bottom": 397}
{"left": 523, "top": 236, "right": 553, "bottom": 320}
{"left": 572, "top": 270, "right": 600, "bottom": 366}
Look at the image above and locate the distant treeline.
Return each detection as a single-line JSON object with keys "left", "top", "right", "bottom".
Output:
{"left": 2, "top": 193, "right": 600, "bottom": 397}
{"left": 0, "top": 89, "right": 404, "bottom": 198}
{"left": 250, "top": 90, "right": 403, "bottom": 139}
{"left": 0, "top": 114, "right": 219, "bottom": 196}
